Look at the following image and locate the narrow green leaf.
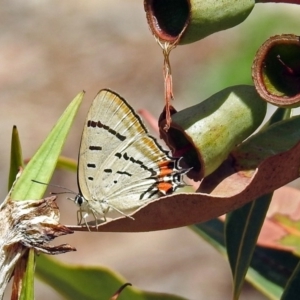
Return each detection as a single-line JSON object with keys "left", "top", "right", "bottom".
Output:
{"left": 11, "top": 91, "right": 84, "bottom": 201}
{"left": 192, "top": 221, "right": 284, "bottom": 299}
{"left": 20, "top": 249, "right": 35, "bottom": 300}
{"left": 8, "top": 126, "right": 24, "bottom": 191}
{"left": 281, "top": 260, "right": 300, "bottom": 300}
{"left": 23, "top": 155, "right": 77, "bottom": 173}
{"left": 225, "top": 193, "right": 273, "bottom": 300}
{"left": 225, "top": 104, "right": 292, "bottom": 299}
{"left": 8, "top": 92, "right": 83, "bottom": 300}
{"left": 36, "top": 255, "right": 187, "bottom": 300}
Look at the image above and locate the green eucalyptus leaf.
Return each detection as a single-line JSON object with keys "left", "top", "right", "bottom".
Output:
{"left": 6, "top": 92, "right": 83, "bottom": 300}
{"left": 36, "top": 255, "right": 187, "bottom": 300}
{"left": 9, "top": 125, "right": 24, "bottom": 191}
{"left": 225, "top": 193, "right": 273, "bottom": 300}
{"left": 19, "top": 250, "right": 35, "bottom": 300}
{"left": 11, "top": 91, "right": 84, "bottom": 201}
{"left": 192, "top": 221, "right": 284, "bottom": 299}
{"left": 225, "top": 106, "right": 292, "bottom": 299}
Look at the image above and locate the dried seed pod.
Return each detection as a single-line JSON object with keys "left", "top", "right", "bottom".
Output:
{"left": 0, "top": 192, "right": 75, "bottom": 297}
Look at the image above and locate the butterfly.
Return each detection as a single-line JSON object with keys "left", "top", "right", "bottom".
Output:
{"left": 72, "top": 89, "right": 187, "bottom": 225}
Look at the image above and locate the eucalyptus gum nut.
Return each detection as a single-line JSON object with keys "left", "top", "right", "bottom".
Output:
{"left": 160, "top": 85, "right": 267, "bottom": 181}
{"left": 252, "top": 34, "right": 300, "bottom": 107}
{"left": 144, "top": 0, "right": 255, "bottom": 45}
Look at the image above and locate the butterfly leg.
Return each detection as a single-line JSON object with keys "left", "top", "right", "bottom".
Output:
{"left": 83, "top": 215, "right": 91, "bottom": 232}
{"left": 77, "top": 208, "right": 92, "bottom": 231}
{"left": 90, "top": 210, "right": 99, "bottom": 227}
{"left": 77, "top": 208, "right": 83, "bottom": 225}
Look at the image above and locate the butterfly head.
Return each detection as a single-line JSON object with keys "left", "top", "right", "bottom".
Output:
{"left": 74, "top": 194, "right": 85, "bottom": 207}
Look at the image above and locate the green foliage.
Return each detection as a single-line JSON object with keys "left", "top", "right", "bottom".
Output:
{"left": 7, "top": 92, "right": 83, "bottom": 299}
{"left": 225, "top": 194, "right": 274, "bottom": 300}
{"left": 20, "top": 250, "right": 35, "bottom": 300}
{"left": 11, "top": 92, "right": 84, "bottom": 201}
{"left": 9, "top": 126, "right": 24, "bottom": 190}
{"left": 36, "top": 255, "right": 187, "bottom": 300}
{"left": 191, "top": 220, "right": 285, "bottom": 299}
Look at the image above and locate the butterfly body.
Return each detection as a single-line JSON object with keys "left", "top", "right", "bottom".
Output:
{"left": 75, "top": 89, "right": 187, "bottom": 223}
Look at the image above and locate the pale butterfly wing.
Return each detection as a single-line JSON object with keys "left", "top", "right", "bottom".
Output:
{"left": 78, "top": 90, "right": 148, "bottom": 200}
{"left": 77, "top": 89, "right": 186, "bottom": 219}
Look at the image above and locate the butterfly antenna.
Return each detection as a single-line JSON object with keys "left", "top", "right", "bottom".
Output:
{"left": 31, "top": 179, "right": 77, "bottom": 195}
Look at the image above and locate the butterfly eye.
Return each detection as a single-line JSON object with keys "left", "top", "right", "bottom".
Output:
{"left": 74, "top": 195, "right": 85, "bottom": 207}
